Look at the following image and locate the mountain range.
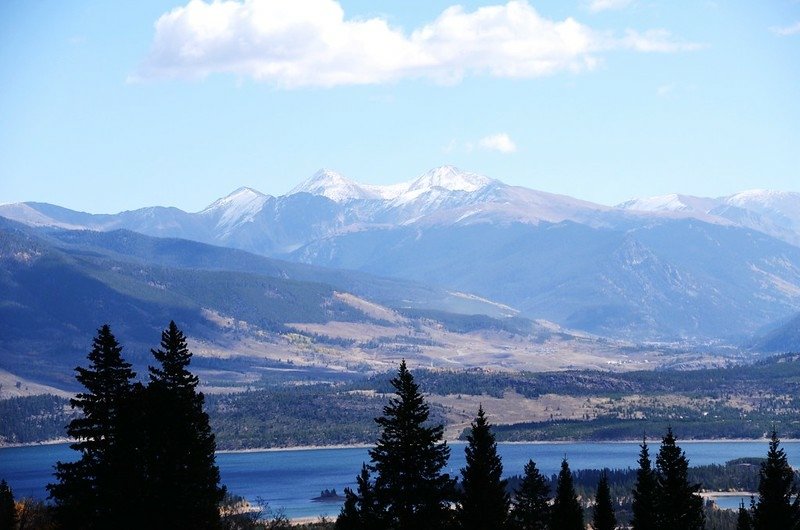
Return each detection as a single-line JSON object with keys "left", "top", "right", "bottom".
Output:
{"left": 3, "top": 165, "right": 800, "bottom": 344}
{"left": 2, "top": 216, "right": 645, "bottom": 392}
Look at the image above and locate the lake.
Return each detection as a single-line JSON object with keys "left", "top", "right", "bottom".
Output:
{"left": 1, "top": 440, "right": 798, "bottom": 519}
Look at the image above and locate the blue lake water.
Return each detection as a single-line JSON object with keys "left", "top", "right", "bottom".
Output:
{"left": 1, "top": 441, "right": 798, "bottom": 519}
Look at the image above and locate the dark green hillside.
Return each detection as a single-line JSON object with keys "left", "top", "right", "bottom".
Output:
{"left": 399, "top": 308, "right": 548, "bottom": 337}
{"left": 36, "top": 224, "right": 512, "bottom": 317}
{"left": 0, "top": 221, "right": 375, "bottom": 387}
{"left": 753, "top": 312, "right": 800, "bottom": 352}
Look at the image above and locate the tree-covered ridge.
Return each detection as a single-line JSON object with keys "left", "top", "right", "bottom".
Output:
{"left": 0, "top": 395, "right": 72, "bottom": 445}
{"left": 207, "top": 386, "right": 385, "bottom": 450}
{"left": 354, "top": 354, "right": 800, "bottom": 399}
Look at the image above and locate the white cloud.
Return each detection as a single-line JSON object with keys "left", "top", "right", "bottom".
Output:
{"left": 587, "top": 0, "right": 634, "bottom": 13}
{"left": 479, "top": 133, "right": 517, "bottom": 153}
{"left": 770, "top": 21, "right": 800, "bottom": 36}
{"left": 657, "top": 83, "right": 675, "bottom": 97}
{"left": 618, "top": 29, "right": 704, "bottom": 52}
{"left": 134, "top": 0, "right": 701, "bottom": 87}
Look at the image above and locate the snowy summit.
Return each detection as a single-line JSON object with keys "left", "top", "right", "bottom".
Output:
{"left": 289, "top": 165, "right": 495, "bottom": 203}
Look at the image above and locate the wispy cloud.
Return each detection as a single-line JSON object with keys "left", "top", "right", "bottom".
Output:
{"left": 133, "top": 0, "right": 702, "bottom": 88}
{"left": 478, "top": 133, "right": 517, "bottom": 153}
{"left": 587, "top": 0, "right": 634, "bottom": 13}
{"left": 770, "top": 21, "right": 800, "bottom": 36}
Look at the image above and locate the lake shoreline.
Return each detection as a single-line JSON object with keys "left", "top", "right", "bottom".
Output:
{"left": 217, "top": 437, "right": 799, "bottom": 454}
{"left": 5, "top": 437, "right": 796, "bottom": 452}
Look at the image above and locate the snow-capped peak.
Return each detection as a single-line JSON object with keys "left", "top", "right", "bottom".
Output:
{"left": 287, "top": 166, "right": 498, "bottom": 203}
{"left": 290, "top": 169, "right": 378, "bottom": 202}
{"left": 406, "top": 166, "right": 494, "bottom": 194}
{"left": 201, "top": 186, "right": 269, "bottom": 231}
{"left": 616, "top": 193, "right": 725, "bottom": 217}
{"left": 202, "top": 187, "right": 267, "bottom": 212}
{"left": 725, "top": 189, "right": 800, "bottom": 210}
{"left": 618, "top": 194, "right": 698, "bottom": 213}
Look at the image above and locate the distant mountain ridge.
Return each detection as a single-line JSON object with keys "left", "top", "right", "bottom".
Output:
{"left": 617, "top": 189, "right": 800, "bottom": 247}
{"left": 1, "top": 218, "right": 616, "bottom": 391}
{"left": 3, "top": 166, "right": 800, "bottom": 341}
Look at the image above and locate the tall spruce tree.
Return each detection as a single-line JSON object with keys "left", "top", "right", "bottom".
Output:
{"left": 336, "top": 464, "right": 383, "bottom": 530}
{"left": 592, "top": 471, "right": 616, "bottom": 530}
{"left": 510, "top": 459, "right": 550, "bottom": 530}
{"left": 143, "top": 321, "right": 225, "bottom": 529}
{"left": 737, "top": 500, "right": 753, "bottom": 530}
{"left": 631, "top": 437, "right": 658, "bottom": 530}
{"left": 654, "top": 428, "right": 705, "bottom": 530}
{"left": 368, "top": 360, "right": 455, "bottom": 530}
{"left": 0, "top": 479, "right": 16, "bottom": 530}
{"left": 457, "top": 405, "right": 509, "bottom": 530}
{"left": 48, "top": 324, "right": 137, "bottom": 530}
{"left": 752, "top": 430, "right": 800, "bottom": 530}
{"left": 549, "top": 458, "right": 583, "bottom": 530}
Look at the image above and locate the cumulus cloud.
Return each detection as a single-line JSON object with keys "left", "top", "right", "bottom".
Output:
{"left": 770, "top": 21, "right": 800, "bottom": 36}
{"left": 587, "top": 0, "right": 634, "bottom": 13}
{"left": 134, "top": 0, "right": 701, "bottom": 87}
{"left": 479, "top": 133, "right": 517, "bottom": 153}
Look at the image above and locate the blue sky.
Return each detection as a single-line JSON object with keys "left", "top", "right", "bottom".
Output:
{"left": 1, "top": 0, "right": 798, "bottom": 213}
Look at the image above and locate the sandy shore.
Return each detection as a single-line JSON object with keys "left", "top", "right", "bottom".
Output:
{"left": 700, "top": 491, "right": 756, "bottom": 498}
{"left": 0, "top": 437, "right": 70, "bottom": 449}
{"left": 217, "top": 443, "right": 373, "bottom": 454}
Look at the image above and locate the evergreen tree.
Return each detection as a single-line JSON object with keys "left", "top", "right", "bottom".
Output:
{"left": 457, "top": 405, "right": 509, "bottom": 530}
{"left": 752, "top": 430, "right": 800, "bottom": 530}
{"left": 592, "top": 471, "right": 616, "bottom": 530}
{"left": 143, "top": 321, "right": 225, "bottom": 529}
{"left": 0, "top": 479, "right": 16, "bottom": 530}
{"left": 510, "top": 459, "right": 550, "bottom": 530}
{"left": 368, "top": 360, "right": 455, "bottom": 530}
{"left": 654, "top": 428, "right": 705, "bottom": 530}
{"left": 48, "top": 324, "right": 137, "bottom": 529}
{"left": 549, "top": 458, "right": 583, "bottom": 530}
{"left": 736, "top": 500, "right": 753, "bottom": 530}
{"left": 337, "top": 464, "right": 383, "bottom": 530}
{"left": 631, "top": 437, "right": 658, "bottom": 530}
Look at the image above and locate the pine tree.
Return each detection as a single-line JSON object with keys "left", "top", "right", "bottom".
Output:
{"left": 0, "top": 479, "right": 16, "bottom": 530}
{"left": 510, "top": 459, "right": 550, "bottom": 530}
{"left": 368, "top": 360, "right": 455, "bottom": 530}
{"left": 457, "top": 405, "right": 509, "bottom": 530}
{"left": 549, "top": 458, "right": 583, "bottom": 530}
{"left": 592, "top": 471, "right": 616, "bottom": 530}
{"left": 736, "top": 499, "right": 753, "bottom": 530}
{"left": 654, "top": 428, "right": 705, "bottom": 530}
{"left": 48, "top": 324, "right": 137, "bottom": 529}
{"left": 631, "top": 437, "right": 658, "bottom": 530}
{"left": 143, "top": 321, "right": 226, "bottom": 529}
{"left": 752, "top": 430, "right": 800, "bottom": 530}
{"left": 336, "top": 464, "right": 383, "bottom": 530}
